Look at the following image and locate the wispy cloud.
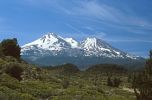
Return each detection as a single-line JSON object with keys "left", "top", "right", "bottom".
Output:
{"left": 23, "top": 0, "right": 152, "bottom": 30}
{"left": 66, "top": 23, "right": 84, "bottom": 34}
{"left": 58, "top": 0, "right": 152, "bottom": 29}
{"left": 61, "top": 1, "right": 121, "bottom": 22}
{"left": 65, "top": 23, "right": 106, "bottom": 40}
{"left": 61, "top": 31, "right": 107, "bottom": 41}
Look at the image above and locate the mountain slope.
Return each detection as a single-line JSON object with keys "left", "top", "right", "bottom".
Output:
{"left": 21, "top": 33, "right": 144, "bottom": 69}
{"left": 80, "top": 37, "right": 134, "bottom": 58}
{"left": 64, "top": 38, "right": 79, "bottom": 48}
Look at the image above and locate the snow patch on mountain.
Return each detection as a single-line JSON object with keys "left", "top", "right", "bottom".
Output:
{"left": 22, "top": 33, "right": 71, "bottom": 51}
{"left": 21, "top": 32, "right": 139, "bottom": 59}
{"left": 64, "top": 38, "right": 79, "bottom": 48}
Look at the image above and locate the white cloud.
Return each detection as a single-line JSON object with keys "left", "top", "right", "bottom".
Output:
{"left": 58, "top": 0, "right": 152, "bottom": 29}
{"left": 23, "top": 0, "right": 152, "bottom": 29}
{"left": 61, "top": 1, "right": 120, "bottom": 22}
{"left": 65, "top": 23, "right": 106, "bottom": 39}
{"left": 66, "top": 23, "right": 84, "bottom": 34}
{"left": 22, "top": 0, "right": 152, "bottom": 39}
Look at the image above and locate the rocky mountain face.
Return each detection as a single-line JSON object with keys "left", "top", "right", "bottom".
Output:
{"left": 21, "top": 33, "right": 144, "bottom": 69}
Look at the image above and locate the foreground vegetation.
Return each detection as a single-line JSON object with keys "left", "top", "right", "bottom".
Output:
{"left": 0, "top": 38, "right": 151, "bottom": 100}
{"left": 0, "top": 58, "right": 136, "bottom": 100}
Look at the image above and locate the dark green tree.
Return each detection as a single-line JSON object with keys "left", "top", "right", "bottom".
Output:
{"left": 150, "top": 50, "right": 152, "bottom": 59}
{"left": 113, "top": 78, "right": 121, "bottom": 87}
{"left": 107, "top": 77, "right": 113, "bottom": 86}
{"left": 5, "top": 64, "right": 23, "bottom": 81}
{"left": 0, "top": 44, "right": 4, "bottom": 57}
{"left": 1, "top": 38, "right": 21, "bottom": 59}
{"left": 107, "top": 77, "right": 121, "bottom": 87}
{"left": 132, "top": 50, "right": 152, "bottom": 100}
{"left": 62, "top": 79, "right": 69, "bottom": 89}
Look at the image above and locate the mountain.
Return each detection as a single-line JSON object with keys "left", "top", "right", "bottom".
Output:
{"left": 64, "top": 38, "right": 79, "bottom": 48}
{"left": 80, "top": 37, "right": 134, "bottom": 58}
{"left": 21, "top": 33, "right": 145, "bottom": 69}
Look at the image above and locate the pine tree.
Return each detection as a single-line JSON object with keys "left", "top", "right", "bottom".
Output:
{"left": 0, "top": 44, "right": 4, "bottom": 57}
{"left": 107, "top": 77, "right": 113, "bottom": 86}
{"left": 1, "top": 38, "right": 21, "bottom": 59}
{"left": 113, "top": 78, "right": 121, "bottom": 87}
{"left": 132, "top": 50, "right": 152, "bottom": 100}
{"left": 150, "top": 50, "right": 152, "bottom": 59}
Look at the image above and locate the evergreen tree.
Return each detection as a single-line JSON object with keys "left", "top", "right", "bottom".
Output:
{"left": 107, "top": 77, "right": 113, "bottom": 86}
{"left": 1, "top": 38, "right": 21, "bottom": 59}
{"left": 150, "top": 50, "right": 152, "bottom": 59}
{"left": 113, "top": 78, "right": 121, "bottom": 87}
{"left": 132, "top": 50, "right": 152, "bottom": 100}
{"left": 0, "top": 44, "right": 4, "bottom": 57}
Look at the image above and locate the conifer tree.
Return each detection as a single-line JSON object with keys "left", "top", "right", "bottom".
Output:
{"left": 1, "top": 38, "right": 21, "bottom": 59}
{"left": 132, "top": 50, "right": 152, "bottom": 100}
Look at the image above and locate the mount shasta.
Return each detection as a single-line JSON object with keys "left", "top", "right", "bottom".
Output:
{"left": 21, "top": 33, "right": 144, "bottom": 69}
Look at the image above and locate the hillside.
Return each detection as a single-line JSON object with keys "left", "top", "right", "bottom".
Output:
{"left": 0, "top": 56, "right": 137, "bottom": 100}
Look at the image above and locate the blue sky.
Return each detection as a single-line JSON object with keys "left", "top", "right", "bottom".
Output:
{"left": 0, "top": 0, "right": 152, "bottom": 57}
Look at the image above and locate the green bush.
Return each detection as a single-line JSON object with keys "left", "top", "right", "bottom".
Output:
{"left": 62, "top": 79, "right": 69, "bottom": 89}
{"left": 0, "top": 91, "right": 8, "bottom": 100}
{"left": 107, "top": 77, "right": 121, "bottom": 87}
{"left": 9, "top": 93, "right": 36, "bottom": 100}
{"left": 5, "top": 63, "right": 23, "bottom": 81}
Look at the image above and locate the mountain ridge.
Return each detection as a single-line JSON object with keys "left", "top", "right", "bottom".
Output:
{"left": 21, "top": 32, "right": 139, "bottom": 59}
{"left": 21, "top": 32, "right": 145, "bottom": 69}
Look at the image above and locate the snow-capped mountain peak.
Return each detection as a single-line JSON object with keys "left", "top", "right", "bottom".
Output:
{"left": 22, "top": 33, "right": 71, "bottom": 51}
{"left": 80, "top": 37, "right": 111, "bottom": 50}
{"left": 81, "top": 37, "right": 98, "bottom": 50}
{"left": 21, "top": 32, "right": 144, "bottom": 69}
{"left": 64, "top": 38, "right": 79, "bottom": 48}
{"left": 21, "top": 32, "right": 139, "bottom": 59}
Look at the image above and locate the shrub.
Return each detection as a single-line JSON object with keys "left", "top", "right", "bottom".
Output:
{"left": 113, "top": 78, "right": 121, "bottom": 87}
{"left": 107, "top": 77, "right": 121, "bottom": 87}
{"left": 62, "top": 79, "right": 69, "bottom": 89}
{"left": 5, "top": 63, "right": 23, "bottom": 81}
{"left": 0, "top": 91, "right": 8, "bottom": 100}
{"left": 107, "top": 77, "right": 113, "bottom": 86}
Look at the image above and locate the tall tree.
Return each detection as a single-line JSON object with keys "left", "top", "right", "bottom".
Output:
{"left": 1, "top": 38, "right": 21, "bottom": 59}
{"left": 132, "top": 50, "right": 152, "bottom": 100}
{"left": 150, "top": 50, "right": 152, "bottom": 59}
{"left": 0, "top": 44, "right": 4, "bottom": 57}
